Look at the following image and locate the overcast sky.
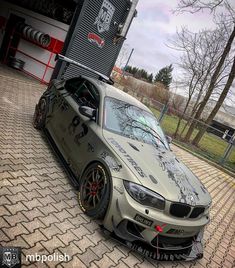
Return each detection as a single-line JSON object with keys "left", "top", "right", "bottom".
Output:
{"left": 123, "top": 0, "right": 216, "bottom": 74}
{"left": 119, "top": 0, "right": 235, "bottom": 105}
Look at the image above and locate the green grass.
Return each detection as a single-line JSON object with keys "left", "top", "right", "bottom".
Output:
{"left": 150, "top": 107, "right": 235, "bottom": 172}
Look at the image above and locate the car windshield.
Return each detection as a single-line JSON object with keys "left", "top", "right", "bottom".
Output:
{"left": 104, "top": 97, "right": 169, "bottom": 150}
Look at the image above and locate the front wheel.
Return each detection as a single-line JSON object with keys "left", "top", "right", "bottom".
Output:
{"left": 33, "top": 97, "right": 49, "bottom": 129}
{"left": 78, "top": 163, "right": 111, "bottom": 220}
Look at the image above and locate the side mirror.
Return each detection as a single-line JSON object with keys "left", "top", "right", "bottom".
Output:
{"left": 166, "top": 135, "right": 172, "bottom": 144}
{"left": 79, "top": 106, "right": 96, "bottom": 119}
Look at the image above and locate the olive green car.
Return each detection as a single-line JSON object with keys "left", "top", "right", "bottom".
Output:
{"left": 33, "top": 76, "right": 211, "bottom": 261}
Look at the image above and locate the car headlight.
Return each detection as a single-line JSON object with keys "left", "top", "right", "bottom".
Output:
{"left": 123, "top": 181, "right": 165, "bottom": 210}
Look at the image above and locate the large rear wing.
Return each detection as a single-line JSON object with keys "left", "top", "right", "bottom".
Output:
{"left": 55, "top": 54, "right": 114, "bottom": 85}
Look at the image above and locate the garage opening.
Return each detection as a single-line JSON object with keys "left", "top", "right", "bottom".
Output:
{"left": 0, "top": 0, "right": 135, "bottom": 84}
{"left": 0, "top": 0, "right": 81, "bottom": 83}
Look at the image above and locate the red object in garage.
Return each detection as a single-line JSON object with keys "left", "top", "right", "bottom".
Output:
{"left": 0, "top": 1, "right": 69, "bottom": 84}
{"left": 4, "top": 27, "right": 64, "bottom": 84}
{"left": 0, "top": 0, "right": 137, "bottom": 84}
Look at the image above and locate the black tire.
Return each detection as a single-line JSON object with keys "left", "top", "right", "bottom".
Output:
{"left": 33, "top": 97, "right": 49, "bottom": 130}
{"left": 78, "top": 163, "right": 111, "bottom": 220}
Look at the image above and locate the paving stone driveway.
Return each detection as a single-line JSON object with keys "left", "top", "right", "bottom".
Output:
{"left": 0, "top": 65, "right": 234, "bottom": 268}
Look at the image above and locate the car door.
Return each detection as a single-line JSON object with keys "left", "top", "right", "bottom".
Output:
{"left": 61, "top": 79, "right": 100, "bottom": 176}
{"left": 45, "top": 79, "right": 77, "bottom": 159}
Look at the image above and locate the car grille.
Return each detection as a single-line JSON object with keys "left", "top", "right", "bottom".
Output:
{"left": 189, "top": 207, "right": 205, "bottom": 218}
{"left": 170, "top": 203, "right": 205, "bottom": 218}
{"left": 170, "top": 203, "right": 191, "bottom": 217}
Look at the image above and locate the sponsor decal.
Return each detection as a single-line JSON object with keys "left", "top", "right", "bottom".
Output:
{"left": 60, "top": 101, "right": 69, "bottom": 111}
{"left": 88, "top": 32, "right": 105, "bottom": 48}
{"left": 100, "top": 151, "right": 122, "bottom": 172}
{"left": 155, "top": 150, "right": 199, "bottom": 205}
{"left": 167, "top": 228, "right": 185, "bottom": 235}
{"left": 87, "top": 143, "right": 95, "bottom": 153}
{"left": 94, "top": 0, "right": 115, "bottom": 33}
{"left": 166, "top": 228, "right": 194, "bottom": 236}
{"left": 114, "top": 185, "right": 124, "bottom": 194}
{"left": 68, "top": 116, "right": 80, "bottom": 135}
{"left": 107, "top": 138, "right": 146, "bottom": 177}
{"left": 134, "top": 214, "right": 153, "bottom": 227}
{"left": 0, "top": 247, "right": 21, "bottom": 268}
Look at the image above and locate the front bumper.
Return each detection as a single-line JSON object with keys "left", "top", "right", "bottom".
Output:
{"left": 109, "top": 223, "right": 204, "bottom": 261}
{"left": 103, "top": 178, "right": 209, "bottom": 261}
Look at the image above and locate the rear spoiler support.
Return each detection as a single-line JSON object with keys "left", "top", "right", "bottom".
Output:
{"left": 55, "top": 54, "right": 114, "bottom": 85}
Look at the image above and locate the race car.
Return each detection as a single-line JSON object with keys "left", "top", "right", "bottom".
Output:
{"left": 33, "top": 55, "right": 211, "bottom": 261}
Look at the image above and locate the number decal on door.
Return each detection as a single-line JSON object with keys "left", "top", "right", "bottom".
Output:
{"left": 68, "top": 116, "right": 81, "bottom": 135}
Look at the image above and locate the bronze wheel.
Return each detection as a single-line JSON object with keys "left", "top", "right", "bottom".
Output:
{"left": 78, "top": 163, "right": 111, "bottom": 220}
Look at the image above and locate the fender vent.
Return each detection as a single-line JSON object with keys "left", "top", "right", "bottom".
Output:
{"left": 128, "top": 142, "right": 139, "bottom": 151}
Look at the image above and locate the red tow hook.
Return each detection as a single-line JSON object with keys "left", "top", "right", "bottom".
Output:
{"left": 155, "top": 223, "right": 167, "bottom": 233}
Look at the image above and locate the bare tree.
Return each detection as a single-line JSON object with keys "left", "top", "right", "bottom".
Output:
{"left": 169, "top": 25, "right": 230, "bottom": 137}
{"left": 171, "top": 94, "right": 185, "bottom": 111}
{"left": 176, "top": 0, "right": 234, "bottom": 14}
{"left": 184, "top": 28, "right": 235, "bottom": 141}
{"left": 175, "top": 0, "right": 235, "bottom": 142}
{"left": 192, "top": 55, "right": 235, "bottom": 144}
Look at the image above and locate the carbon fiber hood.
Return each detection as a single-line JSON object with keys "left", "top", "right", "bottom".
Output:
{"left": 103, "top": 131, "right": 211, "bottom": 206}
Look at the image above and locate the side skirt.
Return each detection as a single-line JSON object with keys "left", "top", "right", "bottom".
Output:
{"left": 43, "top": 128, "right": 80, "bottom": 189}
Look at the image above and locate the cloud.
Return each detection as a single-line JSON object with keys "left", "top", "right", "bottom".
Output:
{"left": 119, "top": 0, "right": 235, "bottom": 106}
{"left": 123, "top": 0, "right": 216, "bottom": 75}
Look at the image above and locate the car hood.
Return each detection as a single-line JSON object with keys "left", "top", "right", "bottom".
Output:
{"left": 103, "top": 131, "right": 211, "bottom": 206}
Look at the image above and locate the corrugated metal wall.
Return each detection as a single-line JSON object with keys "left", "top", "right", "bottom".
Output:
{"left": 57, "top": 0, "right": 131, "bottom": 79}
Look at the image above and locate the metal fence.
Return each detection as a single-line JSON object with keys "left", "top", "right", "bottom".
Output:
{"left": 120, "top": 86, "right": 235, "bottom": 173}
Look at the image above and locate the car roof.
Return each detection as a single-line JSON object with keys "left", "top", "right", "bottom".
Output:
{"left": 85, "top": 76, "right": 152, "bottom": 113}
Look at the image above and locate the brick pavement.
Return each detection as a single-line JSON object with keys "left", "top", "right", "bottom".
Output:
{"left": 0, "top": 65, "right": 234, "bottom": 268}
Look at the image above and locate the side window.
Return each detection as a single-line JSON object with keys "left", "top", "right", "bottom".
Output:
{"left": 64, "top": 77, "right": 84, "bottom": 94}
{"left": 65, "top": 78, "right": 99, "bottom": 109}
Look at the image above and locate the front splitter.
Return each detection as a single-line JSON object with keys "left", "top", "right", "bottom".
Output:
{"left": 101, "top": 225, "right": 204, "bottom": 262}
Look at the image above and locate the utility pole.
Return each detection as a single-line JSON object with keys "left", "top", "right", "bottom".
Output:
{"left": 122, "top": 48, "right": 134, "bottom": 76}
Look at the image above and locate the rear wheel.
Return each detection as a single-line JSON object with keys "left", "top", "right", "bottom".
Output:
{"left": 78, "top": 163, "right": 111, "bottom": 220}
{"left": 33, "top": 97, "right": 49, "bottom": 129}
